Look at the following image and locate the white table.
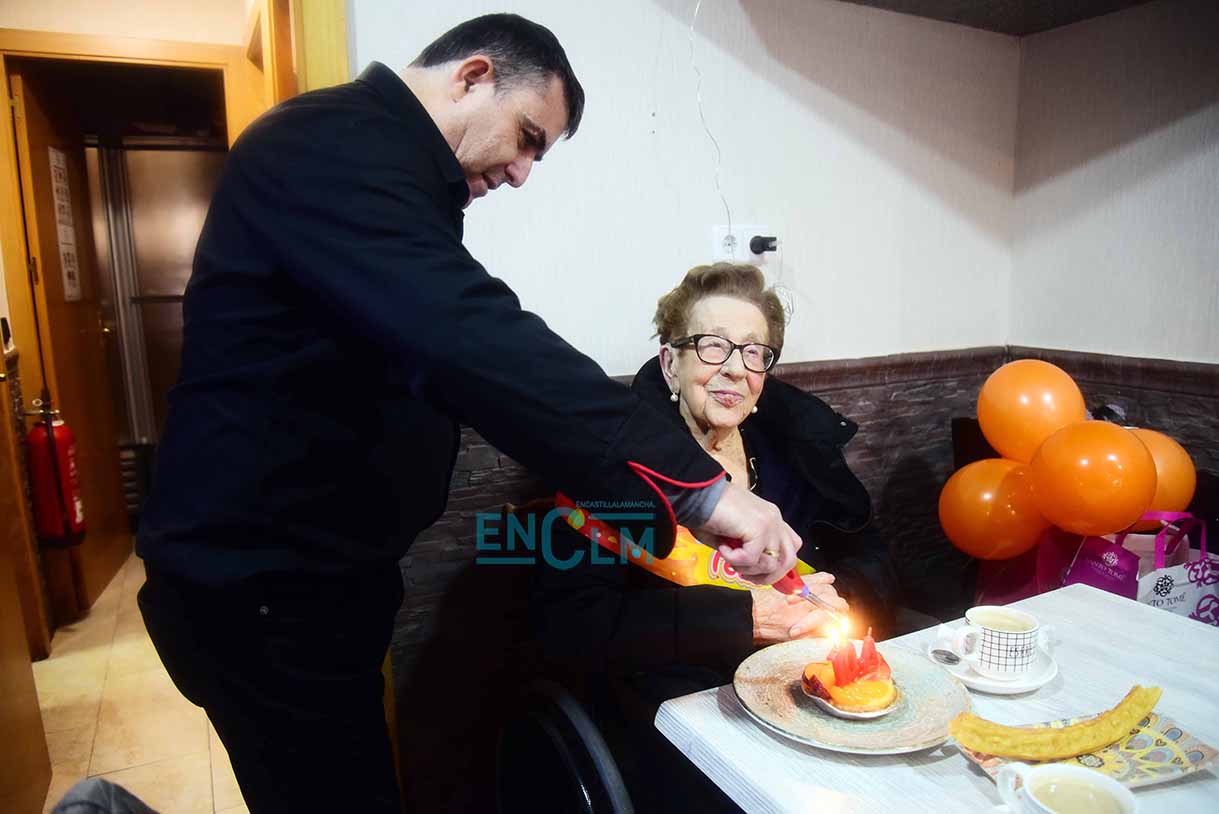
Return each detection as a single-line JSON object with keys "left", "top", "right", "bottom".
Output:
{"left": 655, "top": 584, "right": 1219, "bottom": 813}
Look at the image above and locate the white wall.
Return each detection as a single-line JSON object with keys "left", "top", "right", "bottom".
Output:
{"left": 1012, "top": 0, "right": 1219, "bottom": 364}
{"left": 0, "top": 0, "right": 247, "bottom": 45}
{"left": 352, "top": 0, "right": 1019, "bottom": 375}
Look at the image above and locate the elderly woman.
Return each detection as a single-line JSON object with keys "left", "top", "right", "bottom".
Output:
{"left": 532, "top": 263, "right": 898, "bottom": 811}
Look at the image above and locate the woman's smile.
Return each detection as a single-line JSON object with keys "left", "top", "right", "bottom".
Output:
{"left": 709, "top": 389, "right": 744, "bottom": 408}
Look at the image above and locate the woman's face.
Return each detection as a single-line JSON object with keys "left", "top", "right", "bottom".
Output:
{"left": 661, "top": 295, "right": 770, "bottom": 434}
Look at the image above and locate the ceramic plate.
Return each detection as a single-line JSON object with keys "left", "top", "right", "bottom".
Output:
{"left": 961, "top": 712, "right": 1218, "bottom": 788}
{"left": 927, "top": 644, "right": 1059, "bottom": 695}
{"left": 733, "top": 639, "right": 971, "bottom": 755}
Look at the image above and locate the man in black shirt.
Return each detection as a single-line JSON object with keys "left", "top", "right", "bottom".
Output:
{"left": 137, "top": 14, "right": 800, "bottom": 812}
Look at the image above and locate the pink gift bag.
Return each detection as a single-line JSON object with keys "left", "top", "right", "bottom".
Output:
{"left": 975, "top": 527, "right": 1083, "bottom": 606}
{"left": 1062, "top": 535, "right": 1141, "bottom": 599}
{"left": 975, "top": 513, "right": 1216, "bottom": 626}
{"left": 1127, "top": 512, "right": 1218, "bottom": 626}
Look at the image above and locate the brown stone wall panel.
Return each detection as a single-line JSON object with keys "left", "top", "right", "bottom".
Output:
{"left": 1080, "top": 388, "right": 1219, "bottom": 472}
{"left": 776, "top": 347, "right": 1006, "bottom": 393}
{"left": 1009, "top": 346, "right": 1219, "bottom": 399}
{"left": 816, "top": 373, "right": 990, "bottom": 618}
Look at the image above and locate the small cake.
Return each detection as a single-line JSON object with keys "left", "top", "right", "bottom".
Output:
{"left": 801, "top": 629, "right": 897, "bottom": 713}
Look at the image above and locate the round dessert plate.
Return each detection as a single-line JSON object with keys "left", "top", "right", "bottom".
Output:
{"left": 734, "top": 639, "right": 971, "bottom": 755}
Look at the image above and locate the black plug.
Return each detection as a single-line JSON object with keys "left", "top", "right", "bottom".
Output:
{"left": 749, "top": 235, "right": 777, "bottom": 254}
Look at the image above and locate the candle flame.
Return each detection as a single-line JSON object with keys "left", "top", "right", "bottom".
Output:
{"left": 839, "top": 615, "right": 851, "bottom": 639}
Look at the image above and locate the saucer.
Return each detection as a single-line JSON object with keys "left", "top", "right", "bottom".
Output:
{"left": 925, "top": 643, "right": 1057, "bottom": 695}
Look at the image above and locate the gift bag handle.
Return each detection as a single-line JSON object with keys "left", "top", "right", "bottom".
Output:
{"left": 1113, "top": 511, "right": 1207, "bottom": 569}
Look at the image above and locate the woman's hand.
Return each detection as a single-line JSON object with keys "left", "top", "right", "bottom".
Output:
{"left": 750, "top": 573, "right": 849, "bottom": 645}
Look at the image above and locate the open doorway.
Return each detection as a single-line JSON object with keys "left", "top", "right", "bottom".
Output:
{"left": 76, "top": 62, "right": 229, "bottom": 524}
{"left": 5, "top": 56, "right": 227, "bottom": 627}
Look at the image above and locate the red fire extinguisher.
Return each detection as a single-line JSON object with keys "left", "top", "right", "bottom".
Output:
{"left": 26, "top": 400, "right": 86, "bottom": 547}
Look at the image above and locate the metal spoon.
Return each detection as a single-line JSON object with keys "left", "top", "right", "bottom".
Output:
{"left": 930, "top": 649, "right": 961, "bottom": 666}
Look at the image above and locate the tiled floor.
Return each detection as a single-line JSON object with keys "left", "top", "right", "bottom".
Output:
{"left": 32, "top": 553, "right": 248, "bottom": 814}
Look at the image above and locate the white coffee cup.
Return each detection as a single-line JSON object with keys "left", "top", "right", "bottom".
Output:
{"left": 949, "top": 606, "right": 1051, "bottom": 681}
{"left": 997, "top": 762, "right": 1136, "bottom": 814}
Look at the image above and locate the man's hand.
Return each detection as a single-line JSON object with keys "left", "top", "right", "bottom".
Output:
{"left": 695, "top": 482, "right": 801, "bottom": 584}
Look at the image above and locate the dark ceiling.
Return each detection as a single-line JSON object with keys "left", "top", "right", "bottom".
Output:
{"left": 10, "top": 57, "right": 226, "bottom": 145}
{"left": 836, "top": 0, "right": 1156, "bottom": 36}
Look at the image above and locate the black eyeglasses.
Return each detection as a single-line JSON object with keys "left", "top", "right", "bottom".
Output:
{"left": 671, "top": 334, "right": 779, "bottom": 373}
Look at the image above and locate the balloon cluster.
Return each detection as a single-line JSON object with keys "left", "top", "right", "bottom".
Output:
{"left": 939, "top": 360, "right": 1197, "bottom": 560}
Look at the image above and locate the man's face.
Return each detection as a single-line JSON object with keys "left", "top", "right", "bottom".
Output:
{"left": 452, "top": 72, "right": 569, "bottom": 208}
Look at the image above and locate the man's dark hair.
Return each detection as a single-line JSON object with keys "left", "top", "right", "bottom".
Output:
{"left": 411, "top": 13, "right": 584, "bottom": 138}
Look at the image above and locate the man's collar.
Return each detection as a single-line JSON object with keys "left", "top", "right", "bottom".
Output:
{"left": 356, "top": 62, "right": 466, "bottom": 187}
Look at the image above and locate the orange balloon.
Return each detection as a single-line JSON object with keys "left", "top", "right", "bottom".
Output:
{"left": 939, "top": 459, "right": 1050, "bottom": 560}
{"left": 1127, "top": 428, "right": 1196, "bottom": 531}
{"left": 977, "top": 360, "right": 1086, "bottom": 462}
{"left": 1030, "top": 421, "right": 1157, "bottom": 536}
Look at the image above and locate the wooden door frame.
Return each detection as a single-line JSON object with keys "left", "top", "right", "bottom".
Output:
{"left": 291, "top": 0, "right": 352, "bottom": 92}
{"left": 0, "top": 30, "right": 265, "bottom": 654}
{"left": 247, "top": 0, "right": 297, "bottom": 104}
{"left": 0, "top": 29, "right": 265, "bottom": 399}
{"left": 245, "top": 0, "right": 352, "bottom": 103}
{"left": 1, "top": 351, "right": 49, "bottom": 659}
{"left": 0, "top": 10, "right": 349, "bottom": 388}
{"left": 0, "top": 6, "right": 348, "bottom": 639}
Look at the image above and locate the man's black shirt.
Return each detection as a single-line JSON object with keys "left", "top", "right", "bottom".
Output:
{"left": 136, "top": 63, "right": 722, "bottom": 584}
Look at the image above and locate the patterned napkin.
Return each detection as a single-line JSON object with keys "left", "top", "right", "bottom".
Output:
{"left": 960, "top": 712, "right": 1217, "bottom": 788}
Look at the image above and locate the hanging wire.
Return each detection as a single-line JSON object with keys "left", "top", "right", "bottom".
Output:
{"left": 689, "top": 0, "right": 734, "bottom": 255}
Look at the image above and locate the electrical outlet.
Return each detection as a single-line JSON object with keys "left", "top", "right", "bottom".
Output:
{"left": 709, "top": 224, "right": 781, "bottom": 271}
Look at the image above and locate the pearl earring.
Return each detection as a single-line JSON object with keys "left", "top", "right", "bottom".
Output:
{"left": 670, "top": 391, "right": 679, "bottom": 403}
{"left": 751, "top": 405, "right": 758, "bottom": 414}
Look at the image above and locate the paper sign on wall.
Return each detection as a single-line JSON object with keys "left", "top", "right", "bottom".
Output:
{"left": 48, "top": 147, "right": 81, "bottom": 302}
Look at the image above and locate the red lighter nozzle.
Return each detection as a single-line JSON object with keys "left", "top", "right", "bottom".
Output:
{"left": 773, "top": 569, "right": 805, "bottom": 595}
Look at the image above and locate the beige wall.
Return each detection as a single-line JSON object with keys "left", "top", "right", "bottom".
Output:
{"left": 353, "top": 0, "right": 1218, "bottom": 370}
{"left": 13, "top": 2, "right": 1207, "bottom": 367}
{"left": 352, "top": 0, "right": 1020, "bottom": 374}
{"left": 0, "top": 0, "right": 247, "bottom": 45}
{"left": 1011, "top": 0, "right": 1219, "bottom": 363}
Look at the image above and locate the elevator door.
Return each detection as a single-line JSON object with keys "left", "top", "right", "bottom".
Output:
{"left": 87, "top": 147, "right": 225, "bottom": 521}
{"left": 129, "top": 149, "right": 225, "bottom": 435}
{"left": 91, "top": 147, "right": 225, "bottom": 441}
